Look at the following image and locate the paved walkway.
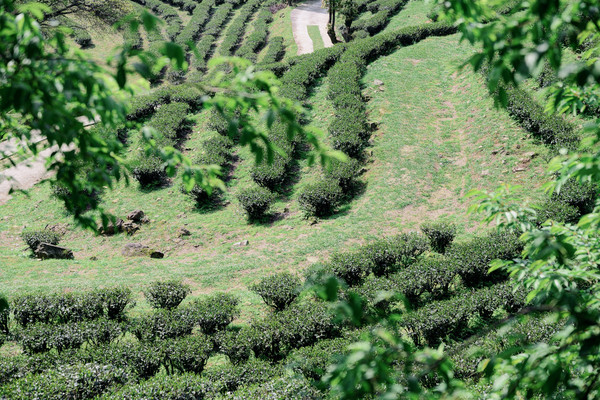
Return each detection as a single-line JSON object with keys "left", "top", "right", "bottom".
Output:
{"left": 291, "top": 0, "right": 333, "bottom": 55}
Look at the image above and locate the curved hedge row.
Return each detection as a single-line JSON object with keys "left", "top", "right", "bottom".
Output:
{"left": 191, "top": 2, "right": 235, "bottom": 71}
{"left": 350, "top": 0, "right": 409, "bottom": 39}
{"left": 261, "top": 36, "right": 285, "bottom": 63}
{"left": 236, "top": 7, "right": 275, "bottom": 62}
{"left": 175, "top": 0, "right": 217, "bottom": 51}
{"left": 130, "top": 0, "right": 183, "bottom": 40}
{"left": 219, "top": 0, "right": 262, "bottom": 56}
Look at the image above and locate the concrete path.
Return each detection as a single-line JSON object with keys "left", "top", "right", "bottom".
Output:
{"left": 291, "top": 0, "right": 333, "bottom": 55}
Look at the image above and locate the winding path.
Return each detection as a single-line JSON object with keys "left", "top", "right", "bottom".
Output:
{"left": 291, "top": 0, "right": 333, "bottom": 55}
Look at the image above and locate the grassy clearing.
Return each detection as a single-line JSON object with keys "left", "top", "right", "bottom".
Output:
{"left": 265, "top": 6, "right": 297, "bottom": 59}
{"left": 307, "top": 25, "right": 325, "bottom": 51}
{"left": 384, "top": 0, "right": 432, "bottom": 31}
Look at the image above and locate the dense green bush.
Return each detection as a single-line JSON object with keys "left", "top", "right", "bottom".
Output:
{"left": 250, "top": 153, "right": 290, "bottom": 189}
{"left": 287, "top": 336, "right": 353, "bottom": 380}
{"left": 237, "top": 185, "right": 276, "bottom": 220}
{"left": 391, "top": 254, "right": 456, "bottom": 305}
{"left": 131, "top": 155, "right": 168, "bottom": 187}
{"left": 361, "top": 232, "right": 430, "bottom": 276}
{"left": 323, "top": 157, "right": 362, "bottom": 193}
{"left": 236, "top": 8, "right": 274, "bottom": 62}
{"left": 205, "top": 358, "right": 282, "bottom": 393}
{"left": 144, "top": 280, "right": 191, "bottom": 310}
{"left": 21, "top": 229, "right": 61, "bottom": 252}
{"left": 130, "top": 308, "right": 196, "bottom": 342}
{"left": 447, "top": 230, "right": 523, "bottom": 287}
{"left": 228, "top": 375, "right": 322, "bottom": 399}
{"left": 175, "top": 0, "right": 215, "bottom": 51}
{"left": 12, "top": 287, "right": 132, "bottom": 327}
{"left": 85, "top": 318, "right": 127, "bottom": 346}
{"left": 297, "top": 179, "right": 343, "bottom": 217}
{"left": 102, "top": 373, "right": 218, "bottom": 399}
{"left": 328, "top": 251, "right": 374, "bottom": 286}
{"left": 17, "top": 322, "right": 88, "bottom": 354}
{"left": 162, "top": 334, "right": 213, "bottom": 375}
{"left": 0, "top": 293, "right": 8, "bottom": 334}
{"left": 191, "top": 3, "right": 234, "bottom": 71}
{"left": 421, "top": 221, "right": 457, "bottom": 254}
{"left": 219, "top": 0, "right": 261, "bottom": 56}
{"left": 216, "top": 330, "right": 253, "bottom": 364}
{"left": 0, "top": 363, "right": 132, "bottom": 400}
{"left": 250, "top": 272, "right": 302, "bottom": 311}
{"left": 191, "top": 293, "right": 240, "bottom": 335}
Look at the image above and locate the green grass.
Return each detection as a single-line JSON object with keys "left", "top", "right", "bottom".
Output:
{"left": 307, "top": 25, "right": 325, "bottom": 51}
{"left": 384, "top": 0, "right": 432, "bottom": 31}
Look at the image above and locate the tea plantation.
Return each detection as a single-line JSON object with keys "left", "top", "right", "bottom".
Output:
{"left": 0, "top": 0, "right": 596, "bottom": 398}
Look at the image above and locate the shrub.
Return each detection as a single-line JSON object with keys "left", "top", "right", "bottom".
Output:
{"left": 0, "top": 363, "right": 132, "bottom": 400}
{"left": 205, "top": 358, "right": 282, "bottom": 393}
{"left": 250, "top": 272, "right": 302, "bottom": 311}
{"left": 115, "top": 342, "right": 163, "bottom": 379}
{"left": 100, "top": 287, "right": 135, "bottom": 320}
{"left": 391, "top": 254, "right": 457, "bottom": 306}
{"left": 131, "top": 155, "right": 167, "bottom": 187}
{"left": 162, "top": 334, "right": 213, "bottom": 375}
{"left": 328, "top": 251, "right": 374, "bottom": 286}
{"left": 237, "top": 185, "right": 276, "bottom": 220}
{"left": 0, "top": 293, "right": 9, "bottom": 334}
{"left": 287, "top": 336, "right": 353, "bottom": 380}
{"left": 250, "top": 153, "right": 290, "bottom": 189}
{"left": 236, "top": 8, "right": 274, "bottom": 62}
{"left": 21, "top": 229, "right": 61, "bottom": 252}
{"left": 130, "top": 308, "right": 196, "bottom": 342}
{"left": 447, "top": 230, "right": 522, "bottom": 287}
{"left": 219, "top": 0, "right": 261, "bottom": 56}
{"left": 229, "top": 375, "right": 321, "bottom": 399}
{"left": 262, "top": 36, "right": 285, "bottom": 63}
{"left": 17, "top": 322, "right": 87, "bottom": 354}
{"left": 145, "top": 280, "right": 191, "bottom": 310}
{"left": 361, "top": 232, "right": 430, "bottom": 276}
{"left": 323, "top": 157, "right": 362, "bottom": 193}
{"left": 298, "top": 179, "right": 343, "bottom": 217}
{"left": 102, "top": 373, "right": 218, "bottom": 399}
{"left": 191, "top": 292, "right": 240, "bottom": 335}
{"left": 536, "top": 198, "right": 580, "bottom": 224}
{"left": 216, "top": 330, "right": 253, "bottom": 364}
{"left": 421, "top": 221, "right": 457, "bottom": 254}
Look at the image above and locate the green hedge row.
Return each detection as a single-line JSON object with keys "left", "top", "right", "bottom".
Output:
{"left": 191, "top": 2, "right": 235, "bottom": 71}
{"left": 261, "top": 36, "right": 285, "bottom": 63}
{"left": 158, "top": 0, "right": 199, "bottom": 13}
{"left": 504, "top": 85, "right": 579, "bottom": 149}
{"left": 352, "top": 0, "right": 409, "bottom": 38}
{"left": 536, "top": 179, "right": 598, "bottom": 225}
{"left": 131, "top": 0, "right": 183, "bottom": 40}
{"left": 11, "top": 287, "right": 134, "bottom": 327}
{"left": 175, "top": 0, "right": 217, "bottom": 51}
{"left": 131, "top": 102, "right": 190, "bottom": 186}
{"left": 236, "top": 7, "right": 275, "bottom": 62}
{"left": 218, "top": 0, "right": 262, "bottom": 56}
{"left": 402, "top": 283, "right": 526, "bottom": 346}
{"left": 127, "top": 83, "right": 204, "bottom": 120}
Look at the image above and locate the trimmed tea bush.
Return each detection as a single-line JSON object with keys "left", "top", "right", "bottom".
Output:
{"left": 191, "top": 293, "right": 240, "bottom": 335}
{"left": 262, "top": 36, "right": 285, "bottom": 63}
{"left": 237, "top": 185, "right": 276, "bottom": 220}
{"left": 229, "top": 375, "right": 321, "bottom": 399}
{"left": 298, "top": 179, "right": 343, "bottom": 217}
{"left": 144, "top": 280, "right": 191, "bottom": 310}
{"left": 287, "top": 336, "right": 353, "bottom": 380}
{"left": 130, "top": 308, "right": 196, "bottom": 342}
{"left": 162, "top": 334, "right": 213, "bottom": 374}
{"left": 323, "top": 157, "right": 362, "bottom": 193}
{"left": 250, "top": 272, "right": 302, "bottom": 311}
{"left": 361, "top": 232, "right": 429, "bottom": 276}
{"left": 447, "top": 230, "right": 522, "bottom": 287}
{"left": 391, "top": 254, "right": 456, "bottom": 305}
{"left": 205, "top": 358, "right": 282, "bottom": 393}
{"left": 216, "top": 330, "right": 253, "bottom": 364}
{"left": 0, "top": 293, "right": 8, "bottom": 334}
{"left": 103, "top": 373, "right": 218, "bottom": 399}
{"left": 0, "top": 363, "right": 132, "bottom": 400}
{"left": 421, "top": 221, "right": 457, "bottom": 254}
{"left": 328, "top": 251, "right": 374, "bottom": 286}
{"left": 21, "top": 229, "right": 61, "bottom": 252}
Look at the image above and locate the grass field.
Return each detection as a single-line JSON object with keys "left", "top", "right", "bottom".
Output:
{"left": 0, "top": 15, "right": 551, "bottom": 325}
{"left": 307, "top": 25, "right": 325, "bottom": 51}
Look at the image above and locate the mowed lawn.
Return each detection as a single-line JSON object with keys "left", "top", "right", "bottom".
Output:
{"left": 0, "top": 31, "right": 550, "bottom": 314}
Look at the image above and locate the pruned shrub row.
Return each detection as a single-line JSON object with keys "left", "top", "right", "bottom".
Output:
{"left": 127, "top": 84, "right": 203, "bottom": 120}
{"left": 261, "top": 35, "right": 285, "bottom": 64}
{"left": 352, "top": 0, "right": 409, "bottom": 38}
{"left": 250, "top": 272, "right": 302, "bottom": 311}
{"left": 537, "top": 179, "right": 598, "bottom": 225}
{"left": 175, "top": 0, "right": 217, "bottom": 51}
{"left": 236, "top": 8, "right": 274, "bottom": 62}
{"left": 218, "top": 0, "right": 262, "bottom": 56}
{"left": 131, "top": 102, "right": 190, "bottom": 186}
{"left": 130, "top": 0, "right": 183, "bottom": 40}
{"left": 505, "top": 85, "right": 579, "bottom": 149}
{"left": 191, "top": 2, "right": 235, "bottom": 71}
{"left": 156, "top": 0, "right": 199, "bottom": 13}
{"left": 402, "top": 283, "right": 526, "bottom": 346}
{"left": 12, "top": 287, "right": 134, "bottom": 327}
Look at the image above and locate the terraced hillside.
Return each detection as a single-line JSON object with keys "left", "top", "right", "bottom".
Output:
{"left": 0, "top": 0, "right": 595, "bottom": 398}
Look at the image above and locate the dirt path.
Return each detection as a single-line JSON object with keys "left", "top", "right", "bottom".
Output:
{"left": 291, "top": 0, "right": 333, "bottom": 55}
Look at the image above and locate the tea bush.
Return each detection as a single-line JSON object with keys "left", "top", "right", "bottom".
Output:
{"left": 0, "top": 363, "right": 132, "bottom": 400}
{"left": 229, "top": 375, "right": 321, "bottom": 399}
{"left": 298, "top": 179, "right": 343, "bottom": 217}
{"left": 250, "top": 272, "right": 302, "bottom": 311}
{"left": 191, "top": 293, "right": 240, "bottom": 335}
{"left": 421, "top": 221, "right": 457, "bottom": 254}
{"left": 216, "top": 330, "right": 253, "bottom": 364}
{"left": 236, "top": 8, "right": 274, "bottom": 62}
{"left": 102, "top": 373, "right": 218, "bottom": 399}
{"left": 21, "top": 229, "right": 61, "bottom": 252}
{"left": 361, "top": 232, "right": 429, "bottom": 277}
{"left": 205, "top": 358, "right": 282, "bottom": 393}
{"left": 287, "top": 336, "right": 354, "bottom": 380}
{"left": 262, "top": 36, "right": 285, "bottom": 63}
{"left": 322, "top": 157, "right": 362, "bottom": 193}
{"left": 144, "top": 280, "right": 191, "bottom": 310}
{"left": 174, "top": 0, "right": 215, "bottom": 51}
{"left": 446, "top": 230, "right": 522, "bottom": 287}
{"left": 129, "top": 308, "right": 196, "bottom": 342}
{"left": 219, "top": 0, "right": 261, "bottom": 56}
{"left": 0, "top": 293, "right": 8, "bottom": 334}
{"left": 328, "top": 251, "right": 375, "bottom": 286}
{"left": 237, "top": 185, "right": 276, "bottom": 220}
{"left": 162, "top": 334, "right": 213, "bottom": 374}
